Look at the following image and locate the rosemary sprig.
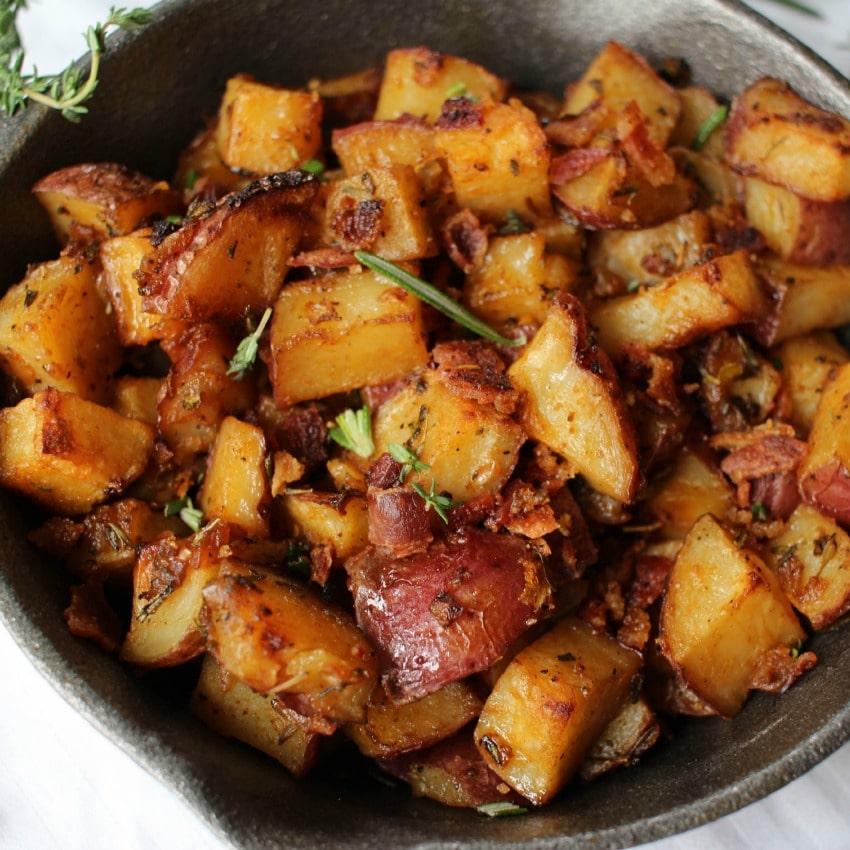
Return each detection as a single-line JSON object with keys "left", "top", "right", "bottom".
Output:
{"left": 354, "top": 250, "right": 526, "bottom": 347}
{"left": 328, "top": 406, "right": 375, "bottom": 458}
{"left": 763, "top": 0, "right": 821, "bottom": 17}
{"left": 227, "top": 307, "right": 273, "bottom": 379}
{"left": 0, "top": 4, "right": 153, "bottom": 122}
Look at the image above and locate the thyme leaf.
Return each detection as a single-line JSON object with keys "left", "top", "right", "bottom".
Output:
{"left": 227, "top": 307, "right": 273, "bottom": 379}
{"left": 328, "top": 406, "right": 375, "bottom": 458}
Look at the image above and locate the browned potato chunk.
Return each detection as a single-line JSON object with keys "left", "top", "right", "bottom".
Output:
{"left": 374, "top": 47, "right": 507, "bottom": 123}
{"left": 121, "top": 526, "right": 224, "bottom": 667}
{"left": 346, "top": 681, "right": 483, "bottom": 759}
{"left": 751, "top": 254, "right": 850, "bottom": 347}
{"left": 563, "top": 41, "right": 681, "bottom": 146}
{"left": 0, "top": 255, "right": 121, "bottom": 403}
{"left": 742, "top": 177, "right": 850, "bottom": 266}
{"left": 202, "top": 561, "right": 378, "bottom": 724}
{"left": 435, "top": 98, "right": 551, "bottom": 221}
{"left": 268, "top": 266, "right": 428, "bottom": 407}
{"left": 774, "top": 331, "right": 849, "bottom": 437}
{"left": 798, "top": 362, "right": 850, "bottom": 525}
{"left": 346, "top": 529, "right": 552, "bottom": 703}
{"left": 726, "top": 78, "right": 850, "bottom": 202}
{"left": 463, "top": 230, "right": 582, "bottom": 327}
{"left": 191, "top": 654, "right": 320, "bottom": 777}
{"left": 659, "top": 514, "right": 807, "bottom": 717}
{"left": 766, "top": 503, "right": 850, "bottom": 631}
{"left": 669, "top": 86, "right": 727, "bottom": 159}
{"left": 332, "top": 119, "right": 437, "bottom": 176}
{"left": 590, "top": 250, "right": 767, "bottom": 359}
{"left": 198, "top": 416, "right": 271, "bottom": 539}
{"left": 474, "top": 616, "right": 641, "bottom": 805}
{"left": 100, "top": 229, "right": 191, "bottom": 346}
{"left": 0, "top": 388, "right": 154, "bottom": 515}
{"left": 33, "top": 162, "right": 182, "bottom": 245}
{"left": 138, "top": 172, "right": 318, "bottom": 323}
{"left": 215, "top": 75, "right": 323, "bottom": 175}
{"left": 112, "top": 376, "right": 162, "bottom": 426}
{"left": 321, "top": 165, "right": 437, "bottom": 260}
{"left": 508, "top": 293, "right": 639, "bottom": 503}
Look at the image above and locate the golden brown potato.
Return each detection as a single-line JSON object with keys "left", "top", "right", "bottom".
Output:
{"left": 374, "top": 47, "right": 507, "bottom": 123}
{"left": 474, "top": 616, "right": 642, "bottom": 805}
{"left": 508, "top": 293, "right": 639, "bottom": 503}
{"left": 331, "top": 118, "right": 438, "bottom": 176}
{"left": 726, "top": 77, "right": 850, "bottom": 202}
{"left": 215, "top": 75, "right": 323, "bottom": 175}
{"left": 32, "top": 162, "right": 182, "bottom": 245}
{"left": 138, "top": 172, "right": 318, "bottom": 323}
{"left": 0, "top": 388, "right": 154, "bottom": 515}
{"left": 191, "top": 654, "right": 321, "bottom": 777}
{"left": 201, "top": 561, "right": 378, "bottom": 725}
{"left": 268, "top": 266, "right": 429, "bottom": 407}
{"left": 0, "top": 255, "right": 121, "bottom": 404}
{"left": 659, "top": 514, "right": 807, "bottom": 717}
{"left": 669, "top": 86, "right": 727, "bottom": 159}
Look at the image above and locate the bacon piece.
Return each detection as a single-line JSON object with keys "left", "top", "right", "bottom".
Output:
{"left": 289, "top": 247, "right": 359, "bottom": 269}
{"left": 617, "top": 101, "right": 676, "bottom": 187}
{"left": 64, "top": 581, "right": 124, "bottom": 653}
{"left": 432, "top": 340, "right": 519, "bottom": 415}
{"left": 487, "top": 480, "right": 559, "bottom": 539}
{"left": 748, "top": 645, "right": 817, "bottom": 694}
{"left": 549, "top": 146, "right": 612, "bottom": 184}
{"left": 441, "top": 208, "right": 491, "bottom": 273}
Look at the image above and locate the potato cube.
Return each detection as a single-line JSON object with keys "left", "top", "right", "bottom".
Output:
{"left": 766, "top": 503, "right": 850, "bottom": 631}
{"left": 138, "top": 172, "right": 318, "bottom": 323}
{"left": 372, "top": 367, "right": 525, "bottom": 503}
{"left": 100, "top": 230, "right": 190, "bottom": 346}
{"left": 191, "top": 654, "right": 320, "bottom": 777}
{"left": 435, "top": 98, "right": 552, "bottom": 221}
{"left": 774, "top": 331, "right": 849, "bottom": 437}
{"left": 726, "top": 77, "right": 850, "bottom": 202}
{"left": 0, "top": 255, "right": 121, "bottom": 404}
{"left": 274, "top": 490, "right": 369, "bottom": 564}
{"left": 33, "top": 162, "right": 182, "bottom": 246}
{"left": 268, "top": 267, "right": 428, "bottom": 407}
{"left": 321, "top": 165, "right": 437, "bottom": 260}
{"left": 463, "top": 230, "right": 582, "bottom": 327}
{"left": 669, "top": 86, "right": 727, "bottom": 159}
{"left": 215, "top": 75, "right": 323, "bottom": 175}
{"left": 332, "top": 119, "right": 437, "bottom": 176}
{"left": 198, "top": 416, "right": 271, "bottom": 539}
{"left": 590, "top": 250, "right": 767, "bottom": 359}
{"left": 742, "top": 177, "right": 850, "bottom": 266}
{"left": 562, "top": 41, "right": 681, "bottom": 146}
{"left": 474, "top": 616, "right": 641, "bottom": 805}
{"left": 375, "top": 47, "right": 506, "bottom": 123}
{"left": 113, "top": 376, "right": 162, "bottom": 426}
{"left": 658, "top": 513, "right": 806, "bottom": 717}
{"left": 0, "top": 388, "right": 154, "bottom": 515}
{"left": 507, "top": 294, "right": 639, "bottom": 503}
{"left": 201, "top": 561, "right": 378, "bottom": 724}
{"left": 752, "top": 254, "right": 850, "bottom": 346}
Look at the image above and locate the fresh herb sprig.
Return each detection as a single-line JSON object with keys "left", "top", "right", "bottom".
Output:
{"left": 164, "top": 495, "right": 204, "bottom": 533}
{"left": 0, "top": 3, "right": 153, "bottom": 122}
{"left": 387, "top": 442, "right": 461, "bottom": 523}
{"left": 227, "top": 307, "right": 273, "bottom": 379}
{"left": 387, "top": 442, "right": 430, "bottom": 481}
{"left": 329, "top": 406, "right": 375, "bottom": 458}
{"left": 354, "top": 250, "right": 526, "bottom": 348}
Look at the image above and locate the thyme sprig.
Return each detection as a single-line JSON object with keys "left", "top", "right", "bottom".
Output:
{"left": 0, "top": 3, "right": 153, "bottom": 122}
{"left": 328, "top": 406, "right": 375, "bottom": 458}
{"left": 227, "top": 307, "right": 273, "bottom": 379}
{"left": 354, "top": 250, "right": 526, "bottom": 348}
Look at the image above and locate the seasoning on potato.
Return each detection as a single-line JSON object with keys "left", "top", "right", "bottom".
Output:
{"left": 9, "top": 38, "right": 850, "bottom": 811}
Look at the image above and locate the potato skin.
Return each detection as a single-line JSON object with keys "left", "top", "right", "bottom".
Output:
{"left": 345, "top": 528, "right": 552, "bottom": 703}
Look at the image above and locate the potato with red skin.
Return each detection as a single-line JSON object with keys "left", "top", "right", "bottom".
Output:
{"left": 345, "top": 528, "right": 553, "bottom": 703}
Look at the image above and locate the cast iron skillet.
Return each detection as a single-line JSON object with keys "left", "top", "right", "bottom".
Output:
{"left": 1, "top": 1, "right": 849, "bottom": 847}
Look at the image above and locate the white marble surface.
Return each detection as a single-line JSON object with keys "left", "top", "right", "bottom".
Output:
{"left": 3, "top": 1, "right": 850, "bottom": 848}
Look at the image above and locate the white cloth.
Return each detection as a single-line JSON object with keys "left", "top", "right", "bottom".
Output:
{"left": 2, "top": 1, "right": 850, "bottom": 848}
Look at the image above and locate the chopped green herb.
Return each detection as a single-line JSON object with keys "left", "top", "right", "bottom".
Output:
{"left": 164, "top": 496, "right": 204, "bottom": 532}
{"left": 301, "top": 158, "right": 325, "bottom": 176}
{"left": 691, "top": 104, "right": 728, "bottom": 151}
{"left": 764, "top": 0, "right": 821, "bottom": 17}
{"left": 0, "top": 4, "right": 153, "bottom": 122}
{"left": 411, "top": 478, "right": 461, "bottom": 523}
{"left": 227, "top": 307, "right": 273, "bottom": 379}
{"left": 751, "top": 501, "right": 769, "bottom": 522}
{"left": 387, "top": 442, "right": 430, "bottom": 481}
{"left": 476, "top": 801, "right": 528, "bottom": 818}
{"left": 185, "top": 168, "right": 199, "bottom": 190}
{"left": 166, "top": 213, "right": 183, "bottom": 224}
{"left": 446, "top": 81, "right": 475, "bottom": 100}
{"left": 626, "top": 280, "right": 642, "bottom": 294}
{"left": 105, "top": 522, "right": 131, "bottom": 550}
{"left": 328, "top": 406, "right": 375, "bottom": 458}
{"left": 355, "top": 250, "right": 526, "bottom": 347}
{"left": 497, "top": 209, "right": 532, "bottom": 236}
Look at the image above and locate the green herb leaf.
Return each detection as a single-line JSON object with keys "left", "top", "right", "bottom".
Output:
{"left": 354, "top": 250, "right": 526, "bottom": 347}
{"left": 764, "top": 0, "right": 821, "bottom": 17}
{"left": 691, "top": 104, "right": 728, "bottom": 151}
{"left": 164, "top": 496, "right": 204, "bottom": 533}
{"left": 329, "top": 406, "right": 375, "bottom": 458}
{"left": 1, "top": 4, "right": 153, "bottom": 120}
{"left": 497, "top": 209, "right": 532, "bottom": 236}
{"left": 411, "top": 478, "right": 461, "bottom": 523}
{"left": 475, "top": 801, "right": 528, "bottom": 818}
{"left": 227, "top": 307, "right": 273, "bottom": 379}
{"left": 751, "top": 501, "right": 769, "bottom": 522}
{"left": 301, "top": 158, "right": 325, "bottom": 176}
{"left": 387, "top": 442, "right": 431, "bottom": 482}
